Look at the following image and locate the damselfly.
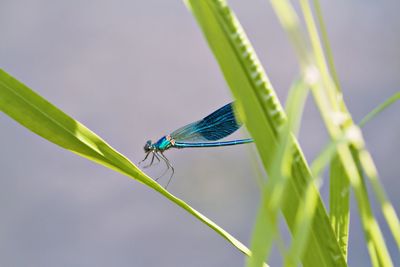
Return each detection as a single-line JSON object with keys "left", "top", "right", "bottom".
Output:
{"left": 140, "top": 102, "right": 253, "bottom": 187}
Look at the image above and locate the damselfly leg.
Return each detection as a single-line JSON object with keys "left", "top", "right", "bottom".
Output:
{"left": 139, "top": 151, "right": 173, "bottom": 188}
{"left": 150, "top": 152, "right": 174, "bottom": 189}
{"left": 159, "top": 152, "right": 175, "bottom": 188}
{"left": 139, "top": 152, "right": 160, "bottom": 168}
{"left": 138, "top": 152, "right": 151, "bottom": 165}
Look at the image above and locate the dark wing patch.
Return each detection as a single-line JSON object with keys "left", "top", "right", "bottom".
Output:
{"left": 171, "top": 102, "right": 242, "bottom": 142}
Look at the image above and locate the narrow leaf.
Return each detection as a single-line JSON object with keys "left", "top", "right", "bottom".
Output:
{"left": 185, "top": 1, "right": 347, "bottom": 266}
{"left": 0, "top": 69, "right": 253, "bottom": 259}
{"left": 359, "top": 91, "right": 400, "bottom": 128}
{"left": 274, "top": 0, "right": 396, "bottom": 265}
{"left": 329, "top": 155, "right": 350, "bottom": 258}
{"left": 285, "top": 131, "right": 349, "bottom": 266}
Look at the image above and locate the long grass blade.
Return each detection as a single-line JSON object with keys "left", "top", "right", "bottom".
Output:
{"left": 185, "top": 1, "right": 347, "bottom": 266}
{"left": 308, "top": 5, "right": 356, "bottom": 257}
{"left": 300, "top": 1, "right": 398, "bottom": 264}
{"left": 357, "top": 91, "right": 400, "bottom": 249}
{"left": 0, "top": 69, "right": 253, "bottom": 260}
{"left": 248, "top": 79, "right": 309, "bottom": 266}
{"left": 359, "top": 91, "right": 400, "bottom": 128}
{"left": 313, "top": 0, "right": 400, "bottom": 258}
{"left": 357, "top": 149, "right": 400, "bottom": 251}
{"left": 312, "top": 0, "right": 341, "bottom": 91}
{"left": 329, "top": 155, "right": 350, "bottom": 258}
{"left": 270, "top": 0, "right": 396, "bottom": 265}
{"left": 285, "top": 128, "right": 351, "bottom": 266}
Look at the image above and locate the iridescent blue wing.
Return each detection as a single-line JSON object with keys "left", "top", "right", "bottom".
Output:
{"left": 170, "top": 102, "right": 242, "bottom": 142}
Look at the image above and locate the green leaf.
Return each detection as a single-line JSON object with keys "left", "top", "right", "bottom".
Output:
{"left": 310, "top": 0, "right": 351, "bottom": 259}
{"left": 248, "top": 79, "right": 309, "bottom": 267}
{"left": 185, "top": 1, "right": 347, "bottom": 266}
{"left": 285, "top": 131, "right": 350, "bottom": 266}
{"left": 272, "top": 0, "right": 397, "bottom": 265}
{"left": 329, "top": 155, "right": 350, "bottom": 258}
{"left": 313, "top": 0, "right": 400, "bottom": 262}
{"left": 0, "top": 69, "right": 253, "bottom": 260}
{"left": 357, "top": 91, "right": 400, "bottom": 250}
{"left": 359, "top": 91, "right": 400, "bottom": 128}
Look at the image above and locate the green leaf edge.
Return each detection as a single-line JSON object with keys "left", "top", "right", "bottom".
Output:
{"left": 185, "top": 0, "right": 347, "bottom": 266}
{"left": 0, "top": 69, "right": 253, "bottom": 260}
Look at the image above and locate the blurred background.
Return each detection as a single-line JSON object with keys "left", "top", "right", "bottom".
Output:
{"left": 0, "top": 0, "right": 399, "bottom": 266}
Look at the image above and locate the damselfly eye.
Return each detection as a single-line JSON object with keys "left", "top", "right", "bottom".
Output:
{"left": 143, "top": 140, "right": 152, "bottom": 152}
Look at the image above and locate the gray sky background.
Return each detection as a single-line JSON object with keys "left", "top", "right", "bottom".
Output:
{"left": 0, "top": 1, "right": 399, "bottom": 266}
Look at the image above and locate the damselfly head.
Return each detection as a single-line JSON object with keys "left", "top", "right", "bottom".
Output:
{"left": 144, "top": 140, "right": 152, "bottom": 153}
